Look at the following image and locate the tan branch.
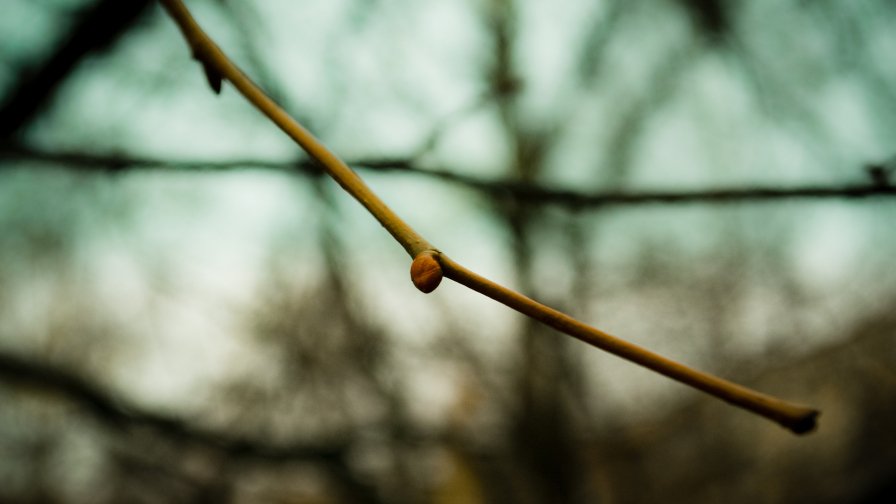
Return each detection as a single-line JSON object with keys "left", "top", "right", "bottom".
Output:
{"left": 158, "top": 0, "right": 819, "bottom": 434}
{"left": 158, "top": 0, "right": 431, "bottom": 258}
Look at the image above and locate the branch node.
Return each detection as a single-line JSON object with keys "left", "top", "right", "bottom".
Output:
{"left": 410, "top": 250, "right": 443, "bottom": 293}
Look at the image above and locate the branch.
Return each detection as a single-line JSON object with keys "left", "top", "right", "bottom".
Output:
{"left": 155, "top": 0, "right": 818, "bottom": 434}
{"left": 3, "top": 144, "right": 894, "bottom": 208}
{"left": 0, "top": 0, "right": 154, "bottom": 141}
{"left": 0, "top": 351, "right": 346, "bottom": 463}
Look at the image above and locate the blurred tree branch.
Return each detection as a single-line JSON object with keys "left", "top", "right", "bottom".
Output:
{"left": 0, "top": 349, "right": 393, "bottom": 502}
{"left": 3, "top": 143, "right": 894, "bottom": 208}
{"left": 0, "top": 0, "right": 154, "bottom": 142}
{"left": 0, "top": 350, "right": 348, "bottom": 464}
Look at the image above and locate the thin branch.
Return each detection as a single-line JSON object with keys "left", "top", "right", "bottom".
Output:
{"left": 4, "top": 144, "right": 894, "bottom": 207}
{"left": 156, "top": 0, "right": 818, "bottom": 433}
{"left": 438, "top": 256, "right": 817, "bottom": 433}
{"left": 159, "top": 0, "right": 432, "bottom": 259}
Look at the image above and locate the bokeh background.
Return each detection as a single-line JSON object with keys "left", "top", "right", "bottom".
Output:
{"left": 1, "top": 0, "right": 895, "bottom": 502}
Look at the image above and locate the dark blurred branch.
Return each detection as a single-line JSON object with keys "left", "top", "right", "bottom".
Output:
{"left": 3, "top": 144, "right": 895, "bottom": 208}
{"left": 0, "top": 144, "right": 322, "bottom": 174}
{"left": 680, "top": 0, "right": 731, "bottom": 44}
{"left": 0, "top": 351, "right": 347, "bottom": 464}
{"left": 0, "top": 0, "right": 154, "bottom": 141}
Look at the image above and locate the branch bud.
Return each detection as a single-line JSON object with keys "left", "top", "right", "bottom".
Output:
{"left": 410, "top": 251, "right": 443, "bottom": 293}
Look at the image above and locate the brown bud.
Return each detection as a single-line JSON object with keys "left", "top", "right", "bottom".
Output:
{"left": 410, "top": 251, "right": 443, "bottom": 293}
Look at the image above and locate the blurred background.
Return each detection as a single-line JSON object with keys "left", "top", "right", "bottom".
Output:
{"left": 1, "top": 0, "right": 895, "bottom": 502}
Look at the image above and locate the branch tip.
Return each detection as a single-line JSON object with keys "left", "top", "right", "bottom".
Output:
{"left": 785, "top": 409, "right": 820, "bottom": 435}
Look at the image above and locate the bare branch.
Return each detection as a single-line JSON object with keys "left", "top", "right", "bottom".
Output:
{"left": 154, "top": 0, "right": 819, "bottom": 433}
{"left": 0, "top": 351, "right": 347, "bottom": 463}
{"left": 0, "top": 0, "right": 154, "bottom": 141}
{"left": 3, "top": 144, "right": 893, "bottom": 208}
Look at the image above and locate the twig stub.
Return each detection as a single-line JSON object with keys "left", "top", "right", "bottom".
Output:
{"left": 198, "top": 59, "right": 223, "bottom": 94}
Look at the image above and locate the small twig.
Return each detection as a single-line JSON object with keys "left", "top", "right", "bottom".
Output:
{"left": 158, "top": 0, "right": 818, "bottom": 434}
